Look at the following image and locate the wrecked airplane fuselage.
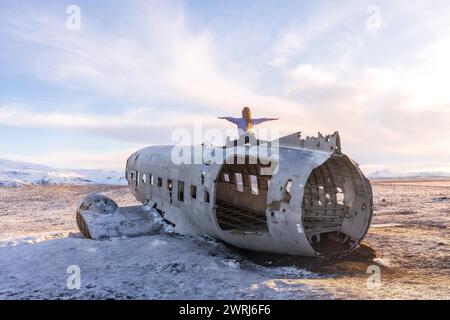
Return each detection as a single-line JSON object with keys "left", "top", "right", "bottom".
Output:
{"left": 76, "top": 132, "right": 373, "bottom": 257}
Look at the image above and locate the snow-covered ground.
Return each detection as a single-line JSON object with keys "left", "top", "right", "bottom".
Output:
{"left": 0, "top": 159, "right": 126, "bottom": 187}
{"left": 0, "top": 231, "right": 328, "bottom": 300}
{"left": 0, "top": 182, "right": 448, "bottom": 299}
{"left": 0, "top": 185, "right": 329, "bottom": 299}
{"left": 367, "top": 169, "right": 450, "bottom": 180}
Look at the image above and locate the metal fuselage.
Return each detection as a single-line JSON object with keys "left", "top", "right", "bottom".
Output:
{"left": 125, "top": 132, "right": 373, "bottom": 257}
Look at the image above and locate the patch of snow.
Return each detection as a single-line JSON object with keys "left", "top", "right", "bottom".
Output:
{"left": 0, "top": 158, "right": 126, "bottom": 186}
{"left": 0, "top": 233, "right": 326, "bottom": 299}
{"left": 0, "top": 207, "right": 324, "bottom": 299}
{"left": 262, "top": 266, "right": 319, "bottom": 279}
{"left": 0, "top": 232, "right": 73, "bottom": 248}
{"left": 367, "top": 169, "right": 450, "bottom": 180}
{"left": 221, "top": 259, "right": 240, "bottom": 269}
{"left": 373, "top": 257, "right": 392, "bottom": 267}
{"left": 432, "top": 197, "right": 450, "bottom": 203}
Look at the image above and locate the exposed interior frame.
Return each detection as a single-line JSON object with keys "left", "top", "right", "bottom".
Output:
{"left": 302, "top": 155, "right": 371, "bottom": 256}
{"left": 215, "top": 163, "right": 271, "bottom": 232}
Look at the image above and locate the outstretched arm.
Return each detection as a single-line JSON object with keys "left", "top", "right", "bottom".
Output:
{"left": 252, "top": 117, "right": 279, "bottom": 125}
{"left": 218, "top": 117, "right": 240, "bottom": 124}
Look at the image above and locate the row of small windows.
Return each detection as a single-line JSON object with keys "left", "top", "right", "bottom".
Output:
{"left": 128, "top": 171, "right": 209, "bottom": 203}
{"left": 220, "top": 172, "right": 267, "bottom": 196}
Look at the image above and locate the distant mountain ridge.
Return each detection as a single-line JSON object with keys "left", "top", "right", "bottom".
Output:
{"left": 0, "top": 158, "right": 127, "bottom": 187}
{"left": 2, "top": 158, "right": 449, "bottom": 186}
{"left": 367, "top": 169, "right": 450, "bottom": 180}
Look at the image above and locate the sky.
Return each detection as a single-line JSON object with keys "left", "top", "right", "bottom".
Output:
{"left": 0, "top": 0, "right": 449, "bottom": 172}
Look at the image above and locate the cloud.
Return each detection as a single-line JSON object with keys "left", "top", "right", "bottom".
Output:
{"left": 285, "top": 64, "right": 336, "bottom": 91}
{"left": 0, "top": 2, "right": 315, "bottom": 129}
{"left": 0, "top": 1, "right": 449, "bottom": 171}
{"left": 0, "top": 2, "right": 294, "bottom": 113}
{"left": 268, "top": 31, "right": 304, "bottom": 66}
{"left": 4, "top": 148, "right": 137, "bottom": 170}
{"left": 0, "top": 104, "right": 208, "bottom": 144}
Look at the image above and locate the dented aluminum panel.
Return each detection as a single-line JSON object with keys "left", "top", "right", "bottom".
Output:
{"left": 77, "top": 131, "right": 373, "bottom": 257}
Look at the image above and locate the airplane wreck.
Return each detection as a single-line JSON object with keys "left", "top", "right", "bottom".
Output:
{"left": 76, "top": 131, "right": 373, "bottom": 257}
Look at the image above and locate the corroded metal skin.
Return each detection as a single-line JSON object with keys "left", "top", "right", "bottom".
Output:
{"left": 120, "top": 132, "right": 373, "bottom": 257}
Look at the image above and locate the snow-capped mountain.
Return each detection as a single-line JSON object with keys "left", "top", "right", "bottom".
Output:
{"left": 0, "top": 159, "right": 126, "bottom": 187}
{"left": 367, "top": 169, "right": 450, "bottom": 180}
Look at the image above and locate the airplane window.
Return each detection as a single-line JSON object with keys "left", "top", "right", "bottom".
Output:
{"left": 283, "top": 180, "right": 292, "bottom": 203}
{"left": 178, "top": 181, "right": 185, "bottom": 202}
{"left": 250, "top": 175, "right": 258, "bottom": 195}
{"left": 201, "top": 172, "right": 206, "bottom": 185}
{"left": 136, "top": 171, "right": 139, "bottom": 187}
{"left": 235, "top": 173, "right": 243, "bottom": 192}
{"left": 190, "top": 185, "right": 197, "bottom": 199}
{"left": 149, "top": 174, "right": 154, "bottom": 185}
{"left": 286, "top": 180, "right": 292, "bottom": 193}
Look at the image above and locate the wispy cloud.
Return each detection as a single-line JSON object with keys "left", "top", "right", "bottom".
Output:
{"left": 0, "top": 0, "right": 449, "bottom": 171}
{"left": 268, "top": 31, "right": 304, "bottom": 66}
{"left": 0, "top": 2, "right": 290, "bottom": 112}
{"left": 4, "top": 148, "right": 137, "bottom": 170}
